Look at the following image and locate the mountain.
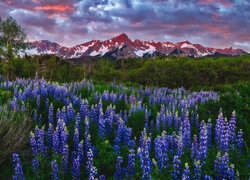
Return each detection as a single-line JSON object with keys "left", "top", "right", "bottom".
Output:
{"left": 25, "top": 33, "right": 246, "bottom": 59}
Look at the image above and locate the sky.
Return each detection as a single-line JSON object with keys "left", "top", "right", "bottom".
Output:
{"left": 0, "top": 0, "right": 249, "bottom": 52}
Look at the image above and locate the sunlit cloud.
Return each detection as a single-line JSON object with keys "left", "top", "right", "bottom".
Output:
{"left": 0, "top": 0, "right": 249, "bottom": 51}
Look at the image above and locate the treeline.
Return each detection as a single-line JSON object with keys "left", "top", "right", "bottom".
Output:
{"left": 0, "top": 54, "right": 249, "bottom": 89}
{"left": 91, "top": 54, "right": 250, "bottom": 89}
{"left": 0, "top": 55, "right": 85, "bottom": 82}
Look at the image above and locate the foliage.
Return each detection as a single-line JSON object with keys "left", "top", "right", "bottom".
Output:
{"left": 0, "top": 17, "right": 28, "bottom": 59}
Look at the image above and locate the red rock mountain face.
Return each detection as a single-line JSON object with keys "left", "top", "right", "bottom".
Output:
{"left": 26, "top": 33, "right": 246, "bottom": 59}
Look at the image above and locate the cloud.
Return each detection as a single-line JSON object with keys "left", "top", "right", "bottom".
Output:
{"left": 0, "top": 0, "right": 249, "bottom": 51}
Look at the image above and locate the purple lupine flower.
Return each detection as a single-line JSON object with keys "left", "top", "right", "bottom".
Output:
{"left": 75, "top": 113, "right": 81, "bottom": 134}
{"left": 30, "top": 131, "right": 37, "bottom": 156}
{"left": 85, "top": 117, "right": 90, "bottom": 135}
{"left": 59, "top": 121, "right": 69, "bottom": 154}
{"left": 127, "top": 149, "right": 135, "bottom": 178}
{"left": 198, "top": 123, "right": 208, "bottom": 163}
{"left": 12, "top": 153, "right": 25, "bottom": 180}
{"left": 236, "top": 129, "right": 244, "bottom": 154}
{"left": 99, "top": 175, "right": 106, "bottom": 180}
{"left": 52, "top": 127, "right": 60, "bottom": 154}
{"left": 214, "top": 152, "right": 233, "bottom": 179}
{"left": 193, "top": 160, "right": 202, "bottom": 180}
{"left": 51, "top": 160, "right": 59, "bottom": 180}
{"left": 114, "top": 156, "right": 123, "bottom": 179}
{"left": 183, "top": 111, "right": 191, "bottom": 149}
{"left": 229, "top": 111, "right": 236, "bottom": 142}
{"left": 60, "top": 107, "right": 67, "bottom": 125}
{"left": 61, "top": 144, "right": 69, "bottom": 174}
{"left": 56, "top": 109, "right": 61, "bottom": 122}
{"left": 78, "top": 140, "right": 84, "bottom": 166}
{"left": 171, "top": 155, "right": 181, "bottom": 180}
{"left": 46, "top": 123, "right": 53, "bottom": 148}
{"left": 138, "top": 134, "right": 152, "bottom": 180}
{"left": 32, "top": 158, "right": 40, "bottom": 178}
{"left": 207, "top": 119, "right": 212, "bottom": 148}
{"left": 182, "top": 163, "right": 190, "bottom": 180}
{"left": 191, "top": 135, "right": 199, "bottom": 161}
{"left": 113, "top": 137, "right": 121, "bottom": 155}
{"left": 72, "top": 156, "right": 81, "bottom": 180}
{"left": 86, "top": 148, "right": 98, "bottom": 179}
{"left": 98, "top": 112, "right": 106, "bottom": 139}
{"left": 73, "top": 128, "right": 79, "bottom": 151}
{"left": 220, "top": 118, "right": 230, "bottom": 152}
{"left": 154, "top": 133, "right": 169, "bottom": 171}
{"left": 128, "top": 140, "right": 135, "bottom": 150}
{"left": 67, "top": 103, "right": 74, "bottom": 124}
{"left": 215, "top": 112, "right": 223, "bottom": 144}
{"left": 204, "top": 174, "right": 213, "bottom": 180}
{"left": 35, "top": 126, "right": 45, "bottom": 156}
{"left": 48, "top": 103, "right": 54, "bottom": 126}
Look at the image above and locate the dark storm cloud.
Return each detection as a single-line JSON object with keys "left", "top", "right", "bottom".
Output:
{"left": 0, "top": 0, "right": 249, "bottom": 51}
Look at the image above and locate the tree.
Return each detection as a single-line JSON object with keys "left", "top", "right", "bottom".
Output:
{"left": 0, "top": 16, "right": 28, "bottom": 59}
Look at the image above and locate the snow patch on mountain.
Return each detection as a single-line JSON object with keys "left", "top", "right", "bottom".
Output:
{"left": 135, "top": 44, "right": 156, "bottom": 57}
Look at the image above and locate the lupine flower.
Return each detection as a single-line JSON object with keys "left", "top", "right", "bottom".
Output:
{"left": 215, "top": 112, "right": 223, "bottom": 144}
{"left": 114, "top": 156, "right": 123, "bottom": 179}
{"left": 98, "top": 112, "right": 106, "bottom": 139}
{"left": 32, "top": 158, "right": 40, "bottom": 178}
{"left": 204, "top": 174, "right": 213, "bottom": 180}
{"left": 220, "top": 118, "right": 229, "bottom": 152}
{"left": 193, "top": 160, "right": 202, "bottom": 180}
{"left": 30, "top": 131, "right": 37, "bottom": 156}
{"left": 154, "top": 133, "right": 169, "bottom": 170}
{"left": 67, "top": 103, "right": 74, "bottom": 124}
{"left": 214, "top": 152, "right": 234, "bottom": 179}
{"left": 72, "top": 156, "right": 81, "bottom": 180}
{"left": 182, "top": 163, "right": 190, "bottom": 180}
{"left": 48, "top": 104, "right": 54, "bottom": 126}
{"left": 236, "top": 129, "right": 244, "bottom": 153}
{"left": 138, "top": 134, "right": 152, "bottom": 180}
{"left": 183, "top": 111, "right": 191, "bottom": 149}
{"left": 86, "top": 149, "right": 98, "bottom": 180}
{"left": 191, "top": 135, "right": 198, "bottom": 161}
{"left": 73, "top": 128, "right": 79, "bottom": 151}
{"left": 12, "top": 153, "right": 25, "bottom": 180}
{"left": 52, "top": 127, "right": 60, "bottom": 154}
{"left": 207, "top": 119, "right": 212, "bottom": 148}
{"left": 229, "top": 111, "right": 236, "bottom": 143}
{"left": 78, "top": 140, "right": 84, "bottom": 166}
{"left": 46, "top": 123, "right": 54, "bottom": 148}
{"left": 198, "top": 123, "right": 208, "bottom": 162}
{"left": 171, "top": 155, "right": 181, "bottom": 180}
{"left": 35, "top": 126, "right": 45, "bottom": 156}
{"left": 61, "top": 144, "right": 69, "bottom": 174}
{"left": 127, "top": 149, "right": 135, "bottom": 178}
{"left": 51, "top": 160, "right": 59, "bottom": 180}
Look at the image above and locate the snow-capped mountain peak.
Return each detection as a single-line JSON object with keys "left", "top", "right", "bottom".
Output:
{"left": 25, "top": 33, "right": 246, "bottom": 59}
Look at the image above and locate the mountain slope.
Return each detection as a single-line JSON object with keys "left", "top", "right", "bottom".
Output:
{"left": 25, "top": 33, "right": 246, "bottom": 59}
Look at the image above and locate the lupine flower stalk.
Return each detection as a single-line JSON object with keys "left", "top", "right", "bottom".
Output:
{"left": 12, "top": 153, "right": 25, "bottom": 180}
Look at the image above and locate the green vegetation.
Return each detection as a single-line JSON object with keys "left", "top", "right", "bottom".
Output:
{"left": 0, "top": 54, "right": 249, "bottom": 90}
